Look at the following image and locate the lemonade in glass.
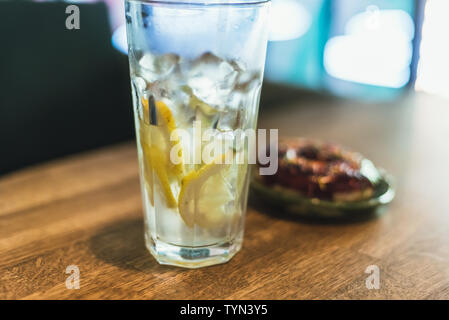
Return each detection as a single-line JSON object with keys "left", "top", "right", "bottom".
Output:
{"left": 125, "top": 0, "right": 270, "bottom": 268}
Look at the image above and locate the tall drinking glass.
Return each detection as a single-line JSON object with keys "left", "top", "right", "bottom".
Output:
{"left": 125, "top": 0, "right": 270, "bottom": 268}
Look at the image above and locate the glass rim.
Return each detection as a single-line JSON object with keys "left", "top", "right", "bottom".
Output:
{"left": 126, "top": 0, "right": 270, "bottom": 7}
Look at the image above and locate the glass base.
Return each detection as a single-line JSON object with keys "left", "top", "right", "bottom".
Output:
{"left": 146, "top": 236, "right": 242, "bottom": 269}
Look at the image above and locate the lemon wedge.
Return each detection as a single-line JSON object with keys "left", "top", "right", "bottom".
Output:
{"left": 141, "top": 143, "right": 178, "bottom": 208}
{"left": 141, "top": 98, "right": 185, "bottom": 178}
{"left": 139, "top": 125, "right": 154, "bottom": 206}
{"left": 178, "top": 153, "right": 234, "bottom": 228}
{"left": 139, "top": 98, "right": 183, "bottom": 208}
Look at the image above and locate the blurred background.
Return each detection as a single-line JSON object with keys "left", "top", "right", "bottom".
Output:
{"left": 1, "top": 0, "right": 447, "bottom": 175}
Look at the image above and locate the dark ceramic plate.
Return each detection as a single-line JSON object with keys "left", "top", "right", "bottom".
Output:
{"left": 250, "top": 160, "right": 395, "bottom": 220}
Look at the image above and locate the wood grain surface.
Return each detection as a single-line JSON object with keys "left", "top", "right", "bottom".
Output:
{"left": 1, "top": 92, "right": 448, "bottom": 299}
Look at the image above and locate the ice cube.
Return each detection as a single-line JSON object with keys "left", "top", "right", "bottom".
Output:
{"left": 227, "top": 89, "right": 245, "bottom": 111}
{"left": 229, "top": 59, "right": 246, "bottom": 74}
{"left": 235, "top": 71, "right": 260, "bottom": 93}
{"left": 172, "top": 90, "right": 197, "bottom": 129}
{"left": 216, "top": 108, "right": 243, "bottom": 131}
{"left": 186, "top": 52, "right": 239, "bottom": 108}
{"left": 139, "top": 53, "right": 180, "bottom": 83}
{"left": 227, "top": 60, "right": 261, "bottom": 93}
{"left": 132, "top": 76, "right": 147, "bottom": 93}
{"left": 146, "top": 71, "right": 187, "bottom": 105}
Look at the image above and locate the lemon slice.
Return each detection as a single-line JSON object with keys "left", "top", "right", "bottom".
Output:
{"left": 142, "top": 98, "right": 185, "bottom": 177}
{"left": 178, "top": 153, "right": 234, "bottom": 228}
{"left": 139, "top": 125, "right": 154, "bottom": 206}
{"left": 141, "top": 142, "right": 177, "bottom": 208}
{"left": 138, "top": 101, "right": 180, "bottom": 208}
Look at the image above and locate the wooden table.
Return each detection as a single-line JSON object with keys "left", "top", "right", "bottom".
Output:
{"left": 1, "top": 92, "right": 448, "bottom": 299}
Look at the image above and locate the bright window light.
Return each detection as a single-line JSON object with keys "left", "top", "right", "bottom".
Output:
{"left": 415, "top": 0, "right": 449, "bottom": 99}
{"left": 324, "top": 7, "right": 414, "bottom": 88}
{"left": 268, "top": 0, "right": 312, "bottom": 42}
